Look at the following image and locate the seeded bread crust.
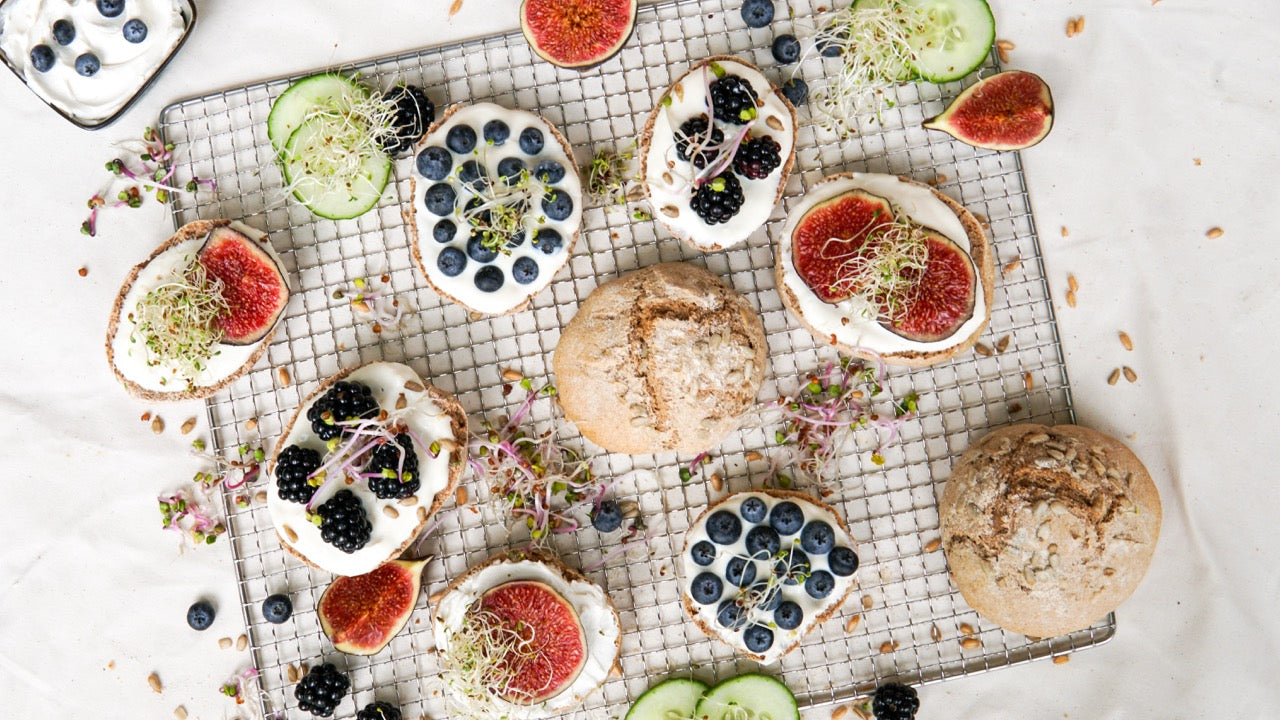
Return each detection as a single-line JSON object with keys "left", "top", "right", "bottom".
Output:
{"left": 553, "top": 262, "right": 768, "bottom": 455}
{"left": 773, "top": 173, "right": 995, "bottom": 367}
{"left": 939, "top": 424, "right": 1161, "bottom": 637}
{"left": 428, "top": 548, "right": 623, "bottom": 714}
{"left": 268, "top": 361, "right": 468, "bottom": 575}
{"left": 680, "top": 488, "right": 859, "bottom": 662}
{"left": 405, "top": 103, "right": 581, "bottom": 316}
{"left": 638, "top": 54, "right": 798, "bottom": 253}
{"left": 105, "top": 219, "right": 285, "bottom": 402}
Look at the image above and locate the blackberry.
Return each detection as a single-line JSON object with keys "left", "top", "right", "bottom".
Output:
{"left": 709, "top": 75, "right": 759, "bottom": 124}
{"left": 675, "top": 116, "right": 725, "bottom": 169}
{"left": 381, "top": 86, "right": 435, "bottom": 156}
{"left": 308, "top": 382, "right": 380, "bottom": 441}
{"left": 317, "top": 490, "right": 372, "bottom": 554}
{"left": 365, "top": 434, "right": 420, "bottom": 500}
{"left": 295, "top": 663, "right": 349, "bottom": 717}
{"left": 276, "top": 445, "right": 322, "bottom": 504}
{"left": 733, "top": 135, "right": 782, "bottom": 180}
{"left": 357, "top": 701, "right": 402, "bottom": 720}
{"left": 871, "top": 682, "right": 919, "bottom": 720}
{"left": 690, "top": 174, "right": 745, "bottom": 225}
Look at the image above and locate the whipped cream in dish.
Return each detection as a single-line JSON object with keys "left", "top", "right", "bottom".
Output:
{"left": 777, "top": 173, "right": 990, "bottom": 356}
{"left": 268, "top": 362, "right": 460, "bottom": 577}
{"left": 642, "top": 56, "right": 795, "bottom": 252}
{"left": 0, "top": 0, "right": 189, "bottom": 125}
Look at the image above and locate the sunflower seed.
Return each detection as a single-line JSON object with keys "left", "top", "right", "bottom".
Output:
{"left": 404, "top": 380, "right": 425, "bottom": 392}
{"left": 148, "top": 673, "right": 163, "bottom": 693}
{"left": 400, "top": 494, "right": 419, "bottom": 506}
{"left": 661, "top": 206, "right": 680, "bottom": 218}
{"left": 174, "top": 706, "right": 188, "bottom": 719}
{"left": 502, "top": 368, "right": 524, "bottom": 383}
{"left": 1107, "top": 368, "right": 1121, "bottom": 385}
{"left": 1002, "top": 257, "right": 1023, "bottom": 275}
{"left": 961, "top": 637, "right": 982, "bottom": 650}
{"left": 924, "top": 538, "right": 941, "bottom": 553}
{"left": 1053, "top": 654, "right": 1070, "bottom": 664}
{"left": 1024, "top": 372, "right": 1035, "bottom": 391}
{"left": 417, "top": 506, "right": 428, "bottom": 522}
{"left": 1067, "top": 274, "right": 1079, "bottom": 292}
{"left": 283, "top": 525, "right": 298, "bottom": 543}
{"left": 1066, "top": 290, "right": 1077, "bottom": 307}
{"left": 930, "top": 624, "right": 942, "bottom": 642}
{"left": 287, "top": 664, "right": 299, "bottom": 683}
{"left": 277, "top": 367, "right": 291, "bottom": 386}
{"left": 845, "top": 614, "right": 861, "bottom": 632}
{"left": 832, "top": 706, "right": 850, "bottom": 720}
{"left": 236, "top": 634, "right": 247, "bottom": 651}
{"left": 996, "top": 335, "right": 1011, "bottom": 353}
{"left": 218, "top": 637, "right": 232, "bottom": 649}
{"left": 960, "top": 623, "right": 976, "bottom": 636}
{"left": 244, "top": 418, "right": 258, "bottom": 431}
{"left": 456, "top": 487, "right": 468, "bottom": 506}
{"left": 151, "top": 417, "right": 164, "bottom": 434}
{"left": 180, "top": 418, "right": 197, "bottom": 435}
{"left": 382, "top": 505, "right": 400, "bottom": 519}
{"left": 879, "top": 640, "right": 898, "bottom": 654}
{"left": 1123, "top": 366, "right": 1138, "bottom": 383}
{"left": 861, "top": 595, "right": 874, "bottom": 610}
{"left": 767, "top": 116, "right": 784, "bottom": 131}
{"left": 974, "top": 342, "right": 993, "bottom": 357}
{"left": 710, "top": 473, "right": 723, "bottom": 492}
{"left": 745, "top": 451, "right": 764, "bottom": 462}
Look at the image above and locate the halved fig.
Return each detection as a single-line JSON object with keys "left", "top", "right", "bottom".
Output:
{"left": 520, "top": 0, "right": 638, "bottom": 70}
{"left": 318, "top": 559, "right": 427, "bottom": 655}
{"left": 879, "top": 231, "right": 977, "bottom": 342}
{"left": 923, "top": 70, "right": 1054, "bottom": 151}
{"left": 198, "top": 226, "right": 289, "bottom": 346}
{"left": 790, "top": 189, "right": 895, "bottom": 302}
{"left": 476, "top": 580, "right": 587, "bottom": 704}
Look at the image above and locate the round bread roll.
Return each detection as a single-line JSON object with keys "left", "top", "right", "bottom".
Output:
{"left": 553, "top": 263, "right": 767, "bottom": 454}
{"left": 939, "top": 424, "right": 1161, "bottom": 637}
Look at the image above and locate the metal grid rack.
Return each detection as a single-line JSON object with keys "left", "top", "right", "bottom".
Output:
{"left": 158, "top": 0, "right": 1112, "bottom": 717}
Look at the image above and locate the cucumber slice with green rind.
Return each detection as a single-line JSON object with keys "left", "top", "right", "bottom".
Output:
{"left": 267, "top": 73, "right": 369, "bottom": 151}
{"left": 280, "top": 115, "right": 391, "bottom": 221}
{"left": 902, "top": 0, "right": 995, "bottom": 83}
{"left": 625, "top": 678, "right": 710, "bottom": 720}
{"left": 695, "top": 674, "right": 799, "bottom": 720}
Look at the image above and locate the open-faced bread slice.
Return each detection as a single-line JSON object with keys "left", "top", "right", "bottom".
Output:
{"left": 267, "top": 361, "right": 467, "bottom": 577}
{"left": 775, "top": 173, "right": 995, "bottom": 367}
{"left": 639, "top": 55, "right": 797, "bottom": 253}
{"left": 105, "top": 219, "right": 292, "bottom": 401}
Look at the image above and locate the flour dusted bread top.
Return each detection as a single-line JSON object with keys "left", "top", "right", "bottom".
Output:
{"left": 939, "top": 424, "right": 1161, "bottom": 637}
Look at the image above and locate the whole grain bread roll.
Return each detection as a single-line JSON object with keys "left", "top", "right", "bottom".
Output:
{"left": 552, "top": 263, "right": 767, "bottom": 454}
{"left": 939, "top": 424, "right": 1161, "bottom": 637}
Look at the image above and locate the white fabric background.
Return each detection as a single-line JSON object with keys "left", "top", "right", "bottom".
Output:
{"left": 1, "top": 0, "right": 1278, "bottom": 717}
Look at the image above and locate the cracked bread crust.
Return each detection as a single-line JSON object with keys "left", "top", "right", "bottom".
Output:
{"left": 939, "top": 424, "right": 1161, "bottom": 637}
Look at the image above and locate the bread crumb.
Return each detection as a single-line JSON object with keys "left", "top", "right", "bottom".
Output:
{"left": 455, "top": 487, "right": 468, "bottom": 506}
{"left": 861, "top": 595, "right": 873, "bottom": 610}
{"left": 1054, "top": 654, "right": 1071, "bottom": 664}
{"left": 1193, "top": 157, "right": 1201, "bottom": 165}
{"left": 1060, "top": 225, "right": 1069, "bottom": 237}
{"left": 78, "top": 266, "right": 89, "bottom": 277}
{"left": 245, "top": 418, "right": 258, "bottom": 431}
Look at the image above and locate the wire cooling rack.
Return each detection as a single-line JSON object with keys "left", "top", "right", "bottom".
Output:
{"left": 159, "top": 0, "right": 1113, "bottom": 717}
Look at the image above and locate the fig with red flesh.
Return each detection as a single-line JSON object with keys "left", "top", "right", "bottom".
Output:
{"left": 318, "top": 559, "right": 427, "bottom": 655}
{"left": 879, "top": 231, "right": 977, "bottom": 342}
{"left": 197, "top": 227, "right": 289, "bottom": 346}
{"left": 474, "top": 580, "right": 587, "bottom": 704}
{"left": 923, "top": 70, "right": 1054, "bottom": 151}
{"left": 791, "top": 189, "right": 895, "bottom": 303}
{"left": 520, "top": 0, "right": 638, "bottom": 70}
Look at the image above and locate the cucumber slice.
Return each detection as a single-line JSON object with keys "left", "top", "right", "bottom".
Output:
{"left": 625, "top": 678, "right": 709, "bottom": 720}
{"left": 902, "top": 0, "right": 995, "bottom": 83}
{"left": 267, "top": 73, "right": 368, "bottom": 150}
{"left": 280, "top": 115, "right": 391, "bottom": 221}
{"left": 695, "top": 674, "right": 799, "bottom": 720}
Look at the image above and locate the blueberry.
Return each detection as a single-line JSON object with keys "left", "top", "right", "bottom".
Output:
{"left": 474, "top": 265, "right": 504, "bottom": 292}
{"left": 532, "top": 228, "right": 563, "bottom": 255}
{"left": 424, "top": 183, "right": 456, "bottom": 215}
{"left": 716, "top": 599, "right": 746, "bottom": 629}
{"left": 29, "top": 45, "right": 54, "bottom": 73}
{"left": 690, "top": 572, "right": 724, "bottom": 605}
{"left": 122, "top": 18, "right": 147, "bottom": 43}
{"left": 542, "top": 188, "right": 573, "bottom": 221}
{"left": 534, "top": 160, "right": 565, "bottom": 184}
{"left": 507, "top": 229, "right": 527, "bottom": 249}
{"left": 437, "top": 247, "right": 466, "bottom": 277}
{"left": 467, "top": 234, "right": 499, "bottom": 263}
{"left": 769, "top": 501, "right": 804, "bottom": 535}
{"left": 483, "top": 119, "right": 510, "bottom": 145}
{"left": 744, "top": 525, "right": 780, "bottom": 559}
{"left": 743, "top": 624, "right": 774, "bottom": 653}
{"left": 818, "top": 31, "right": 847, "bottom": 58}
{"left": 741, "top": 0, "right": 775, "bottom": 28}
{"left": 805, "top": 570, "right": 835, "bottom": 599}
{"left": 591, "top": 499, "right": 622, "bottom": 532}
{"left": 497, "top": 156, "right": 526, "bottom": 183}
{"left": 52, "top": 19, "right": 75, "bottom": 46}
{"left": 458, "top": 160, "right": 486, "bottom": 189}
{"left": 800, "top": 521, "right": 835, "bottom": 555}
{"left": 748, "top": 582, "right": 781, "bottom": 612}
{"left": 774, "top": 548, "right": 810, "bottom": 585}
{"left": 774, "top": 601, "right": 803, "bottom": 630}
{"left": 446, "top": 124, "right": 477, "bottom": 154}
{"left": 780, "top": 78, "right": 809, "bottom": 106}
{"left": 690, "top": 540, "right": 717, "bottom": 566}
{"left": 518, "top": 127, "right": 544, "bottom": 155}
{"left": 96, "top": 0, "right": 125, "bottom": 18}
{"left": 74, "top": 53, "right": 100, "bottom": 77}
{"left": 771, "top": 34, "right": 801, "bottom": 64}
{"left": 433, "top": 219, "right": 457, "bottom": 243}
{"left": 725, "top": 557, "right": 757, "bottom": 588}
{"left": 512, "top": 256, "right": 539, "bottom": 285}
{"left": 739, "top": 496, "right": 767, "bottom": 524}
{"left": 262, "top": 594, "right": 292, "bottom": 624}
{"left": 417, "top": 146, "right": 452, "bottom": 180}
{"left": 829, "top": 546, "right": 859, "bottom": 577}
{"left": 186, "top": 600, "right": 215, "bottom": 631}
{"left": 705, "top": 510, "right": 742, "bottom": 545}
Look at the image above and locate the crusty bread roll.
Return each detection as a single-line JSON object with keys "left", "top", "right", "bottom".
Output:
{"left": 552, "top": 263, "right": 767, "bottom": 454}
{"left": 939, "top": 424, "right": 1161, "bottom": 637}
